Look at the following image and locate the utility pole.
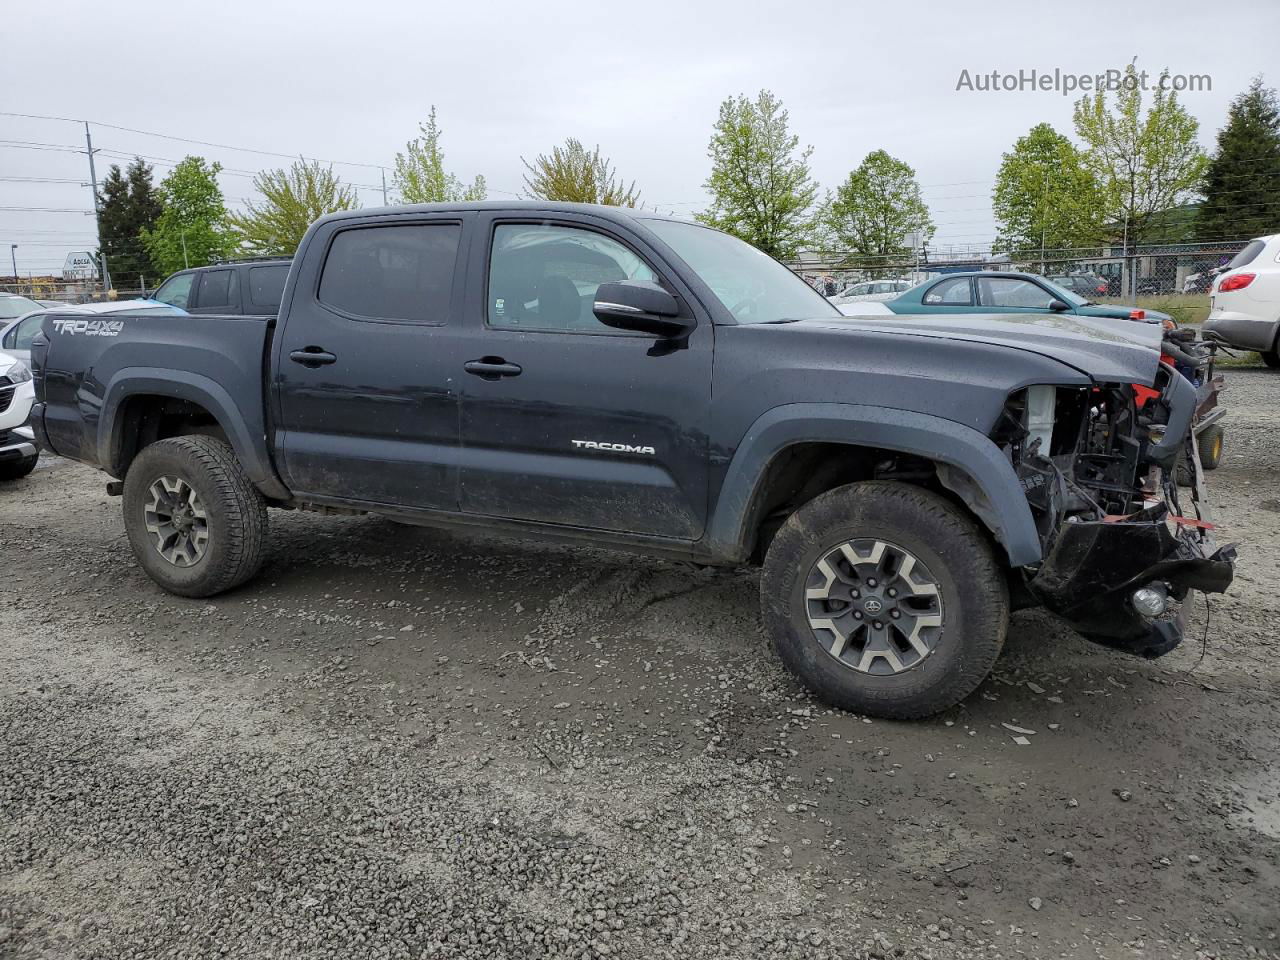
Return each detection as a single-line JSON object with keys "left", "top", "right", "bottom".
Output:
{"left": 83, "top": 122, "right": 112, "bottom": 293}
{"left": 9, "top": 244, "right": 17, "bottom": 293}
{"left": 381, "top": 168, "right": 388, "bottom": 206}
{"left": 180, "top": 231, "right": 189, "bottom": 269}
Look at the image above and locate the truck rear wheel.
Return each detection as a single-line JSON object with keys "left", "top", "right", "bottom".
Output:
{"left": 760, "top": 481, "right": 1008, "bottom": 719}
{"left": 122, "top": 436, "right": 268, "bottom": 598}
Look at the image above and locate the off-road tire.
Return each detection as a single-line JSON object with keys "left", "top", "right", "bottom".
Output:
{"left": 122, "top": 436, "right": 268, "bottom": 597}
{"left": 0, "top": 453, "right": 38, "bottom": 481}
{"left": 1197, "top": 424, "right": 1225, "bottom": 471}
{"left": 760, "top": 480, "right": 1008, "bottom": 719}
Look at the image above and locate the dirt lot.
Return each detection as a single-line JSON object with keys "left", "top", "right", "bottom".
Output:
{"left": 2, "top": 368, "right": 1278, "bottom": 960}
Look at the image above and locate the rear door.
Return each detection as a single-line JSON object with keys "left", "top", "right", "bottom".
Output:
{"left": 273, "top": 213, "right": 471, "bottom": 510}
{"left": 455, "top": 213, "right": 712, "bottom": 539}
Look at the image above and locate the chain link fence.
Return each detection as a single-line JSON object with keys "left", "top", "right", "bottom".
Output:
{"left": 793, "top": 240, "right": 1251, "bottom": 324}
{"left": 0, "top": 279, "right": 134, "bottom": 305}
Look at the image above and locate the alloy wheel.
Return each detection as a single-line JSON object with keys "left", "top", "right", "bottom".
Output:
{"left": 144, "top": 475, "right": 209, "bottom": 566}
{"left": 805, "top": 538, "right": 944, "bottom": 675}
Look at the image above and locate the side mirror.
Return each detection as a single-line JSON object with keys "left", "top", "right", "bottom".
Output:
{"left": 593, "top": 281, "right": 692, "bottom": 338}
{"left": 1048, "top": 298, "right": 1071, "bottom": 312}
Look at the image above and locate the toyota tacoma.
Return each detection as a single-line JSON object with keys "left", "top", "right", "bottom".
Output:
{"left": 27, "top": 202, "right": 1236, "bottom": 718}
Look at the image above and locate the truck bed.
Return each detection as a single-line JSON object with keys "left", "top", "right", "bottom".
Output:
{"left": 35, "top": 311, "right": 275, "bottom": 480}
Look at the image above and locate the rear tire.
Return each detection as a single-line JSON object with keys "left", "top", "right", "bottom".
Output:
{"left": 1197, "top": 424, "right": 1225, "bottom": 471}
{"left": 122, "top": 436, "right": 268, "bottom": 597}
{"left": 0, "top": 453, "right": 38, "bottom": 481}
{"left": 1262, "top": 349, "right": 1280, "bottom": 369}
{"left": 760, "top": 481, "right": 1008, "bottom": 719}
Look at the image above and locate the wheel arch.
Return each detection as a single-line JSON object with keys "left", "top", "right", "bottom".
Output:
{"left": 706, "top": 403, "right": 1042, "bottom": 568}
{"left": 99, "top": 369, "right": 289, "bottom": 499}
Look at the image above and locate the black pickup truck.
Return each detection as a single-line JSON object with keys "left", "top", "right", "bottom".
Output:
{"left": 28, "top": 202, "right": 1236, "bottom": 718}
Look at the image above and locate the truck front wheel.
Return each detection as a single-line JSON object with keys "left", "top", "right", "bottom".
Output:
{"left": 122, "top": 435, "right": 268, "bottom": 597}
{"left": 760, "top": 481, "right": 1008, "bottom": 719}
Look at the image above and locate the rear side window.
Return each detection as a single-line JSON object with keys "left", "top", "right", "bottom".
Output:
{"left": 197, "top": 269, "right": 238, "bottom": 309}
{"left": 319, "top": 223, "right": 461, "bottom": 323}
{"left": 1229, "top": 239, "right": 1266, "bottom": 269}
{"left": 923, "top": 277, "right": 973, "bottom": 306}
{"left": 248, "top": 265, "right": 288, "bottom": 311}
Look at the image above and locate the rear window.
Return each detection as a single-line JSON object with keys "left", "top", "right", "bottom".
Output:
{"left": 318, "top": 223, "right": 461, "bottom": 323}
{"left": 248, "top": 264, "right": 288, "bottom": 311}
{"left": 1229, "top": 239, "right": 1266, "bottom": 269}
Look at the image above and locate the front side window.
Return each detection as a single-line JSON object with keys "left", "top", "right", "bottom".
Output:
{"left": 977, "top": 278, "right": 1056, "bottom": 309}
{"left": 154, "top": 273, "right": 194, "bottom": 309}
{"left": 923, "top": 277, "right": 973, "bottom": 306}
{"left": 9, "top": 314, "right": 46, "bottom": 349}
{"left": 487, "top": 223, "right": 657, "bottom": 333}
{"left": 319, "top": 223, "right": 461, "bottom": 323}
{"left": 642, "top": 218, "right": 838, "bottom": 324}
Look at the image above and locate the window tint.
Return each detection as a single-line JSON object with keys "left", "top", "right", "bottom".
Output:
{"left": 487, "top": 223, "right": 657, "bottom": 333}
{"left": 923, "top": 277, "right": 972, "bottom": 306}
{"left": 154, "top": 273, "right": 194, "bottom": 309}
{"left": 248, "top": 264, "right": 289, "bottom": 310}
{"left": 977, "top": 278, "right": 1056, "bottom": 309}
{"left": 319, "top": 224, "right": 460, "bottom": 323}
{"left": 1229, "top": 239, "right": 1266, "bottom": 269}
{"left": 197, "top": 269, "right": 237, "bottom": 309}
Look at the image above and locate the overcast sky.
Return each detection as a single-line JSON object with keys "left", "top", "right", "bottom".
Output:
{"left": 3, "top": 0, "right": 1278, "bottom": 279}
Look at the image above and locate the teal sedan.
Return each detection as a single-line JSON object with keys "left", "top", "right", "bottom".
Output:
{"left": 878, "top": 271, "right": 1171, "bottom": 325}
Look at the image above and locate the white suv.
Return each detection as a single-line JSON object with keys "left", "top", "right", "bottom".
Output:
{"left": 0, "top": 351, "right": 38, "bottom": 481}
{"left": 1203, "top": 234, "right": 1280, "bottom": 367}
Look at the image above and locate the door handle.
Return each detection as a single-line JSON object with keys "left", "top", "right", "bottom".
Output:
{"left": 289, "top": 347, "right": 337, "bottom": 367}
{"left": 464, "top": 357, "right": 522, "bottom": 380}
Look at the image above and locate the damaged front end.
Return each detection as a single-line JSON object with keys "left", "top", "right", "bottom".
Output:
{"left": 994, "top": 366, "right": 1236, "bottom": 658}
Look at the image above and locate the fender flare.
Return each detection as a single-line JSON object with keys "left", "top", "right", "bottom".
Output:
{"left": 705, "top": 402, "right": 1042, "bottom": 568}
{"left": 98, "top": 368, "right": 289, "bottom": 500}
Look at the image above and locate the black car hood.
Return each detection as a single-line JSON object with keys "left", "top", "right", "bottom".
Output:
{"left": 813, "top": 311, "right": 1163, "bottom": 384}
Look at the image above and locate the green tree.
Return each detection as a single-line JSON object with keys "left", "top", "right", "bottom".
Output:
{"left": 228, "top": 158, "right": 358, "bottom": 255}
{"left": 697, "top": 90, "right": 818, "bottom": 258}
{"left": 1073, "top": 63, "right": 1209, "bottom": 246}
{"left": 825, "top": 150, "right": 934, "bottom": 261}
{"left": 522, "top": 138, "right": 639, "bottom": 206}
{"left": 393, "top": 107, "right": 486, "bottom": 203}
{"left": 1197, "top": 76, "right": 1280, "bottom": 241}
{"left": 98, "top": 157, "right": 163, "bottom": 288}
{"left": 142, "top": 157, "right": 236, "bottom": 275}
{"left": 991, "top": 123, "right": 1107, "bottom": 254}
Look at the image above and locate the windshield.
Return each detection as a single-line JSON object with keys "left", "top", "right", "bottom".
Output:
{"left": 642, "top": 219, "right": 838, "bottom": 324}
{"left": 0, "top": 296, "right": 40, "bottom": 319}
{"left": 1037, "top": 276, "right": 1088, "bottom": 306}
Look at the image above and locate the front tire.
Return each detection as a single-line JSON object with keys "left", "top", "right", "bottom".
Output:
{"left": 0, "top": 453, "right": 38, "bottom": 481}
{"left": 760, "top": 481, "right": 1008, "bottom": 719}
{"left": 1262, "top": 349, "right": 1280, "bottom": 369}
{"left": 122, "top": 436, "right": 268, "bottom": 597}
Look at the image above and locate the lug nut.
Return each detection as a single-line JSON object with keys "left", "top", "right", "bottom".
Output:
{"left": 873, "top": 621, "right": 883, "bottom": 629}
{"left": 867, "top": 578, "right": 877, "bottom": 588}
{"left": 890, "top": 610, "right": 900, "bottom": 619}
{"left": 854, "top": 611, "right": 863, "bottom": 620}
{"left": 887, "top": 588, "right": 897, "bottom": 598}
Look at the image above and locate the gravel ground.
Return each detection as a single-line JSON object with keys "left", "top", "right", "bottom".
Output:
{"left": 2, "top": 368, "right": 1278, "bottom": 960}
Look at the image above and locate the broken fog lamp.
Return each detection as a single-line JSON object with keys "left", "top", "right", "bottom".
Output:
{"left": 1130, "top": 583, "right": 1169, "bottom": 618}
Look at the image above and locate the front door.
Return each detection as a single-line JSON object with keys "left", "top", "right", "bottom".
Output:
{"left": 456, "top": 217, "right": 712, "bottom": 540}
{"left": 274, "top": 214, "right": 471, "bottom": 510}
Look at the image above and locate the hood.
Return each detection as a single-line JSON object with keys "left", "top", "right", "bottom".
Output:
{"left": 821, "top": 311, "right": 1163, "bottom": 384}
{"left": 1079, "top": 303, "right": 1173, "bottom": 324}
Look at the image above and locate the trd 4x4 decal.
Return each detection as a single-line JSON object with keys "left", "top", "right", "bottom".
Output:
{"left": 52, "top": 317, "right": 124, "bottom": 338}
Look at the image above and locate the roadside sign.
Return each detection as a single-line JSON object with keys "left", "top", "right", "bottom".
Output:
{"left": 62, "top": 251, "right": 99, "bottom": 280}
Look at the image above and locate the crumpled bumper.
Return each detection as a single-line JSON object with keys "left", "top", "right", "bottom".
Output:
{"left": 1029, "top": 502, "right": 1235, "bottom": 658}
